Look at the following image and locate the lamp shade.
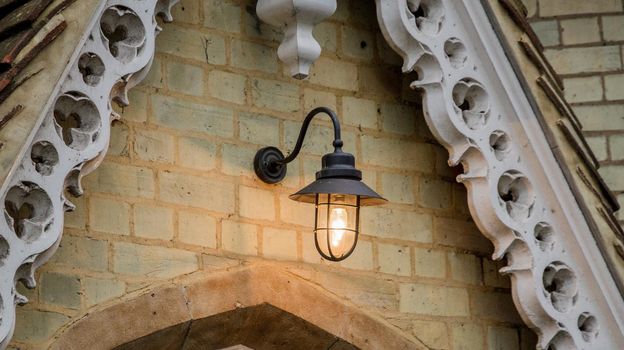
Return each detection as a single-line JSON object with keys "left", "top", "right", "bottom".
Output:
{"left": 289, "top": 150, "right": 385, "bottom": 261}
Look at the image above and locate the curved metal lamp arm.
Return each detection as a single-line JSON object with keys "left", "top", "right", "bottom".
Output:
{"left": 253, "top": 107, "right": 343, "bottom": 184}
{"left": 276, "top": 106, "right": 343, "bottom": 165}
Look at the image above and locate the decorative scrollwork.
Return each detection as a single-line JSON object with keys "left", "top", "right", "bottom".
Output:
{"left": 375, "top": 0, "right": 624, "bottom": 348}
{"left": 0, "top": 1, "right": 179, "bottom": 348}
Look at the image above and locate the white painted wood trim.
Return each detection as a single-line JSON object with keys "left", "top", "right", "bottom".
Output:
{"left": 0, "top": 1, "right": 178, "bottom": 348}
{"left": 375, "top": 0, "right": 624, "bottom": 348}
{"left": 256, "top": 0, "right": 337, "bottom": 79}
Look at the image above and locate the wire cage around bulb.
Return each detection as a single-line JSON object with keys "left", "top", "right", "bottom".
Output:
{"left": 314, "top": 193, "right": 360, "bottom": 261}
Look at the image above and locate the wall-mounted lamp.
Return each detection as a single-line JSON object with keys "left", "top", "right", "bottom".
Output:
{"left": 253, "top": 107, "right": 386, "bottom": 261}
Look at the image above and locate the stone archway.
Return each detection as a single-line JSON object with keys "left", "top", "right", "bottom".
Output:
{"left": 114, "top": 303, "right": 358, "bottom": 350}
{"left": 49, "top": 265, "right": 422, "bottom": 350}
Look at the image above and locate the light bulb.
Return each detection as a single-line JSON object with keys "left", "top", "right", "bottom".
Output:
{"left": 329, "top": 207, "right": 348, "bottom": 253}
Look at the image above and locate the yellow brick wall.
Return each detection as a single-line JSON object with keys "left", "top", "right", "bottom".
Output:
{"left": 522, "top": 0, "right": 624, "bottom": 224}
{"left": 11, "top": 1, "right": 535, "bottom": 349}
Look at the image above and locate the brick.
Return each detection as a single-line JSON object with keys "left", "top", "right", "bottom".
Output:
{"left": 157, "top": 26, "right": 225, "bottom": 64}
{"left": 178, "top": 137, "right": 217, "bottom": 170}
{"left": 449, "top": 252, "right": 482, "bottom": 285}
{"left": 377, "top": 32, "right": 403, "bottom": 66}
{"left": 452, "top": 323, "right": 484, "bottom": 350}
{"left": 359, "top": 65, "right": 401, "bottom": 96}
{"left": 50, "top": 235, "right": 108, "bottom": 271}
{"left": 435, "top": 217, "right": 492, "bottom": 254}
{"left": 414, "top": 247, "right": 446, "bottom": 278}
{"left": 232, "top": 39, "right": 278, "bottom": 73}
{"left": 120, "top": 89, "right": 148, "bottom": 122}
{"left": 159, "top": 171, "right": 235, "bottom": 213}
{"left": 563, "top": 76, "right": 602, "bottom": 103}
{"left": 350, "top": 0, "right": 376, "bottom": 27}
{"left": 610, "top": 134, "right": 624, "bottom": 160}
{"left": 539, "top": 0, "right": 622, "bottom": 16}
{"left": 166, "top": 61, "right": 204, "bottom": 96}
{"left": 341, "top": 26, "right": 374, "bottom": 60}
{"left": 332, "top": 0, "right": 349, "bottom": 21}
{"left": 239, "top": 112, "right": 279, "bottom": 146}
{"left": 203, "top": 0, "right": 241, "bottom": 32}
{"left": 340, "top": 239, "right": 374, "bottom": 270}
{"left": 152, "top": 94, "right": 234, "bottom": 137}
{"left": 251, "top": 78, "right": 299, "bottom": 112}
{"left": 89, "top": 197, "right": 130, "bottom": 235}
{"left": 208, "top": 70, "right": 247, "bottom": 104}
{"left": 178, "top": 211, "right": 217, "bottom": 248}
{"left": 222, "top": 143, "right": 256, "bottom": 176}
{"left": 380, "top": 172, "right": 414, "bottom": 204}
{"left": 309, "top": 57, "right": 358, "bottom": 91}
{"left": 303, "top": 88, "right": 337, "bottom": 112}
{"left": 113, "top": 242, "right": 198, "bottom": 278}
{"left": 171, "top": 0, "right": 200, "bottom": 24}
{"left": 243, "top": 10, "right": 281, "bottom": 42}
{"left": 560, "top": 17, "right": 600, "bottom": 45}
{"left": 313, "top": 22, "right": 337, "bottom": 53}
{"left": 380, "top": 103, "right": 416, "bottom": 135}
{"left": 13, "top": 310, "right": 68, "bottom": 343}
{"left": 84, "top": 163, "right": 155, "bottom": 198}
{"left": 617, "top": 194, "right": 624, "bottom": 221}
{"left": 412, "top": 320, "right": 448, "bottom": 349}
{"left": 483, "top": 259, "right": 511, "bottom": 288}
{"left": 109, "top": 121, "right": 129, "bottom": 156}
{"left": 529, "top": 20, "right": 559, "bottom": 47}
{"left": 520, "top": 329, "right": 539, "bottom": 350}
{"left": 134, "top": 204, "right": 174, "bottom": 240}
{"left": 301, "top": 231, "right": 323, "bottom": 264}
{"left": 279, "top": 193, "right": 314, "bottom": 227}
{"left": 143, "top": 58, "right": 163, "bottom": 89}
{"left": 134, "top": 129, "right": 175, "bottom": 163}
{"left": 64, "top": 195, "right": 86, "bottom": 229}
{"left": 600, "top": 165, "right": 624, "bottom": 191}
{"left": 262, "top": 227, "right": 298, "bottom": 260}
{"left": 488, "top": 326, "right": 520, "bottom": 350}
{"left": 399, "top": 283, "right": 469, "bottom": 316}
{"left": 520, "top": 0, "right": 536, "bottom": 17}
{"left": 574, "top": 105, "right": 624, "bottom": 131}
{"left": 603, "top": 15, "right": 624, "bottom": 41}
{"left": 377, "top": 243, "right": 411, "bottom": 276}
{"left": 222, "top": 220, "right": 258, "bottom": 255}
{"left": 284, "top": 121, "right": 356, "bottom": 156}
{"left": 240, "top": 186, "right": 275, "bottom": 220}
{"left": 361, "top": 135, "right": 434, "bottom": 173}
{"left": 361, "top": 207, "right": 432, "bottom": 242}
{"left": 40, "top": 272, "right": 81, "bottom": 309}
{"left": 419, "top": 177, "right": 453, "bottom": 209}
{"left": 605, "top": 74, "right": 624, "bottom": 100}
{"left": 544, "top": 46, "right": 621, "bottom": 75}
{"left": 83, "top": 277, "right": 125, "bottom": 307}
{"left": 586, "top": 136, "right": 608, "bottom": 162}
{"left": 473, "top": 291, "right": 523, "bottom": 324}
{"left": 434, "top": 145, "right": 455, "bottom": 178}
{"left": 342, "top": 96, "right": 378, "bottom": 129}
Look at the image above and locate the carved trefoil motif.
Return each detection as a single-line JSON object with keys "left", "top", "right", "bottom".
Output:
{"left": 374, "top": 0, "right": 624, "bottom": 348}
{"left": 0, "top": 1, "right": 178, "bottom": 348}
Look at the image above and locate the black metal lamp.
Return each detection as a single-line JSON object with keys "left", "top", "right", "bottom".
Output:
{"left": 253, "top": 107, "right": 386, "bottom": 261}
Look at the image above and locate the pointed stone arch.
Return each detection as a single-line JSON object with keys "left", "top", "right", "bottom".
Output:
{"left": 49, "top": 266, "right": 423, "bottom": 350}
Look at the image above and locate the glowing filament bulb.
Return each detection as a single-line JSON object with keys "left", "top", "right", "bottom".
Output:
{"left": 329, "top": 207, "right": 348, "bottom": 250}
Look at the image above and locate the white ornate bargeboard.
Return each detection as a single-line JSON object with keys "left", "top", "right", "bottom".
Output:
{"left": 372, "top": 0, "right": 624, "bottom": 348}
{"left": 0, "top": 1, "right": 178, "bottom": 348}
